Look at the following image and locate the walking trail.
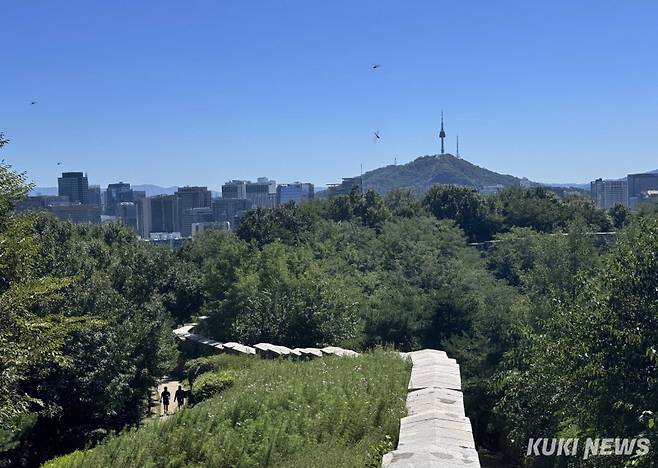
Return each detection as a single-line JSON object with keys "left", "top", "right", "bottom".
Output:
{"left": 150, "top": 376, "right": 184, "bottom": 420}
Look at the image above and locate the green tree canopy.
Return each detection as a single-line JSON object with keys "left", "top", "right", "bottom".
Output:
{"left": 422, "top": 184, "right": 499, "bottom": 242}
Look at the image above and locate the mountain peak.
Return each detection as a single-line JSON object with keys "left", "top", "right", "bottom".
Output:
{"left": 361, "top": 154, "right": 520, "bottom": 195}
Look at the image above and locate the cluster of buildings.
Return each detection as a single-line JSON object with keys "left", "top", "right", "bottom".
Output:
{"left": 17, "top": 172, "right": 315, "bottom": 241}
{"left": 325, "top": 177, "right": 362, "bottom": 197}
{"left": 590, "top": 172, "right": 658, "bottom": 210}
{"left": 17, "top": 172, "right": 104, "bottom": 224}
{"left": 31, "top": 166, "right": 658, "bottom": 239}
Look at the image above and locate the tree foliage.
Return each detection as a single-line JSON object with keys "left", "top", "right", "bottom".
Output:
{"left": 422, "top": 184, "right": 501, "bottom": 242}
{"left": 3, "top": 149, "right": 654, "bottom": 468}
{"left": 196, "top": 239, "right": 360, "bottom": 347}
{"left": 0, "top": 160, "right": 199, "bottom": 465}
{"left": 495, "top": 218, "right": 658, "bottom": 466}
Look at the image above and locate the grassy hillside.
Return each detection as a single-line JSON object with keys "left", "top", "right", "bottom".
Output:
{"left": 45, "top": 351, "right": 409, "bottom": 468}
{"left": 361, "top": 154, "right": 521, "bottom": 195}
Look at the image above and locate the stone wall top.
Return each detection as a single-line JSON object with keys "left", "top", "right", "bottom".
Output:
{"left": 382, "top": 350, "right": 480, "bottom": 468}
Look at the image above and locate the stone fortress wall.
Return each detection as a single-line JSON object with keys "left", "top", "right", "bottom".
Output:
{"left": 174, "top": 323, "right": 480, "bottom": 468}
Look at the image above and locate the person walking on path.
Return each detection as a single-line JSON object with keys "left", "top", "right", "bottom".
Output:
{"left": 160, "top": 386, "right": 171, "bottom": 415}
{"left": 174, "top": 385, "right": 186, "bottom": 409}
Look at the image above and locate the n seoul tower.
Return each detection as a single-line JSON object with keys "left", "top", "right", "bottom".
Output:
{"left": 439, "top": 111, "right": 446, "bottom": 154}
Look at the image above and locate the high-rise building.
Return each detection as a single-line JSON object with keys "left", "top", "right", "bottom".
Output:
{"left": 222, "top": 178, "right": 275, "bottom": 209}
{"left": 116, "top": 202, "right": 138, "bottom": 230}
{"left": 48, "top": 204, "right": 101, "bottom": 224}
{"left": 175, "top": 186, "right": 212, "bottom": 236}
{"left": 151, "top": 195, "right": 178, "bottom": 234}
{"left": 627, "top": 173, "right": 658, "bottom": 208}
{"left": 222, "top": 180, "right": 248, "bottom": 199}
{"left": 276, "top": 182, "right": 314, "bottom": 205}
{"left": 182, "top": 206, "right": 214, "bottom": 237}
{"left": 58, "top": 172, "right": 89, "bottom": 204}
{"left": 246, "top": 177, "right": 276, "bottom": 208}
{"left": 105, "top": 182, "right": 133, "bottom": 215}
{"left": 136, "top": 198, "right": 151, "bottom": 238}
{"left": 591, "top": 178, "right": 628, "bottom": 209}
{"left": 136, "top": 195, "right": 179, "bottom": 238}
{"left": 88, "top": 185, "right": 102, "bottom": 208}
{"left": 212, "top": 198, "right": 253, "bottom": 227}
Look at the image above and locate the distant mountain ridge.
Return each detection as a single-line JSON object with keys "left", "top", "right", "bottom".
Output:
{"left": 132, "top": 184, "right": 178, "bottom": 196}
{"left": 360, "top": 153, "right": 522, "bottom": 195}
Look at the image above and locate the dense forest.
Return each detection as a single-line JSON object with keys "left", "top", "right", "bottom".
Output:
{"left": 1, "top": 135, "right": 657, "bottom": 466}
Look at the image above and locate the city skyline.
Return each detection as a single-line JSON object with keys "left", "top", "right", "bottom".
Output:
{"left": 27, "top": 156, "right": 657, "bottom": 195}
{"left": 3, "top": 1, "right": 658, "bottom": 187}
{"left": 18, "top": 173, "right": 319, "bottom": 237}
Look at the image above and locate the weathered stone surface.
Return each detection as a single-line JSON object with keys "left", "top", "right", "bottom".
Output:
{"left": 191, "top": 335, "right": 224, "bottom": 348}
{"left": 400, "top": 410, "right": 473, "bottom": 433}
{"left": 321, "top": 346, "right": 360, "bottom": 357}
{"left": 406, "top": 351, "right": 462, "bottom": 391}
{"left": 173, "top": 324, "right": 224, "bottom": 353}
{"left": 408, "top": 372, "right": 462, "bottom": 391}
{"left": 382, "top": 349, "right": 480, "bottom": 468}
{"left": 173, "top": 323, "right": 358, "bottom": 361}
{"left": 407, "top": 349, "right": 449, "bottom": 359}
{"left": 398, "top": 421, "right": 476, "bottom": 449}
{"left": 382, "top": 445, "right": 480, "bottom": 467}
{"left": 173, "top": 324, "right": 195, "bottom": 338}
{"left": 222, "top": 342, "right": 256, "bottom": 355}
{"left": 294, "top": 347, "right": 324, "bottom": 358}
{"left": 254, "top": 343, "right": 293, "bottom": 358}
{"left": 406, "top": 387, "right": 465, "bottom": 417}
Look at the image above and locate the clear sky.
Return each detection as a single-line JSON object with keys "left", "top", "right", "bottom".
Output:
{"left": 2, "top": 0, "right": 658, "bottom": 189}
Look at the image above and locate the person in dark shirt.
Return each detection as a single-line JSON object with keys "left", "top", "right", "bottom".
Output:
{"left": 160, "top": 386, "right": 171, "bottom": 415}
{"left": 174, "top": 385, "right": 186, "bottom": 409}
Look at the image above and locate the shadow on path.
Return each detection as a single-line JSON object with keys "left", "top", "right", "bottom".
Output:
{"left": 149, "top": 376, "right": 184, "bottom": 420}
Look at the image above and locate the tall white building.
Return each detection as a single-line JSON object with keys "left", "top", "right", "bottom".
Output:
{"left": 591, "top": 178, "right": 628, "bottom": 209}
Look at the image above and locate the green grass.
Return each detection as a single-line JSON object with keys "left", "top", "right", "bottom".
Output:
{"left": 193, "top": 370, "right": 236, "bottom": 401}
{"left": 44, "top": 350, "right": 410, "bottom": 468}
{"left": 184, "top": 353, "right": 258, "bottom": 385}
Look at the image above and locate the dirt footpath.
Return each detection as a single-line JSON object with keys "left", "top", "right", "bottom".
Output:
{"left": 150, "top": 376, "right": 185, "bottom": 420}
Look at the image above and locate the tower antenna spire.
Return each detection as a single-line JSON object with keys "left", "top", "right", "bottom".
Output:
{"left": 456, "top": 134, "right": 460, "bottom": 158}
{"left": 439, "top": 111, "right": 446, "bottom": 154}
{"left": 360, "top": 163, "right": 364, "bottom": 194}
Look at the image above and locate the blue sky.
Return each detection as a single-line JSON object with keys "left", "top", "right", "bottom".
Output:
{"left": 2, "top": 0, "right": 658, "bottom": 189}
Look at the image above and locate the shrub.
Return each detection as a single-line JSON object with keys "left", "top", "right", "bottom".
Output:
{"left": 193, "top": 370, "right": 235, "bottom": 402}
{"left": 184, "top": 353, "right": 255, "bottom": 384}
